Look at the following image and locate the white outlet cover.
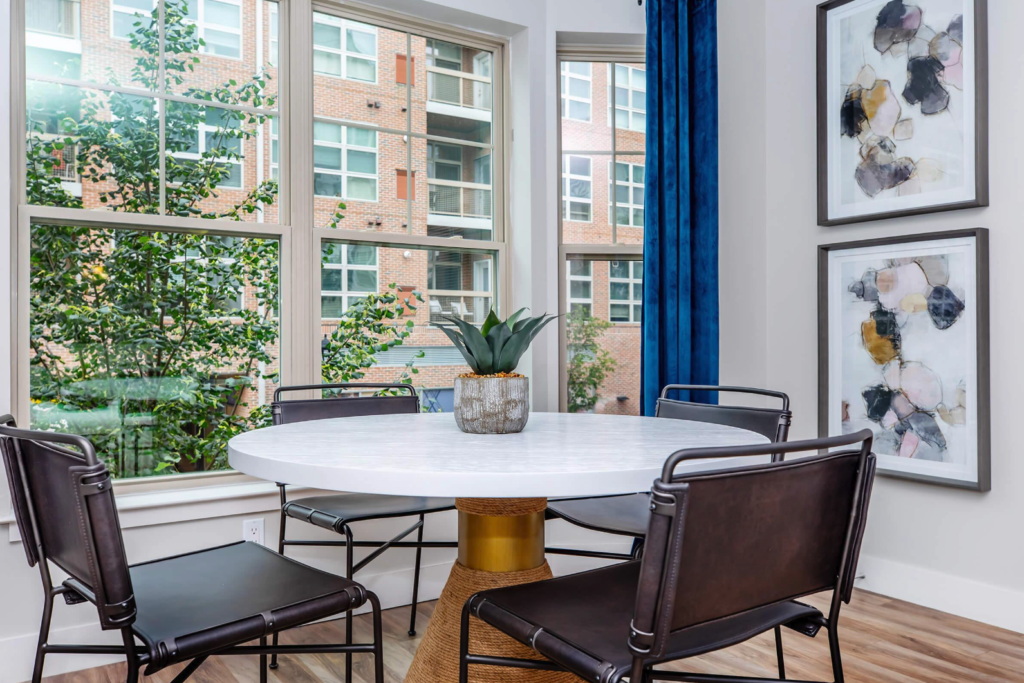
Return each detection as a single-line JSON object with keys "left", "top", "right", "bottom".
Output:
{"left": 243, "top": 518, "right": 265, "bottom": 546}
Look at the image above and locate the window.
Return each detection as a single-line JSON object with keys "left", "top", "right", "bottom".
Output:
{"left": 610, "top": 160, "right": 645, "bottom": 228}
{"left": 17, "top": 4, "right": 505, "bottom": 484}
{"left": 112, "top": 0, "right": 154, "bottom": 39}
{"left": 561, "top": 62, "right": 591, "bottom": 122}
{"left": 427, "top": 39, "right": 462, "bottom": 70}
{"left": 171, "top": 106, "right": 244, "bottom": 189}
{"left": 609, "top": 261, "right": 643, "bottom": 323}
{"left": 321, "top": 243, "right": 379, "bottom": 318}
{"left": 611, "top": 63, "right": 646, "bottom": 132}
{"left": 566, "top": 260, "right": 593, "bottom": 315}
{"left": 184, "top": 0, "right": 243, "bottom": 59}
{"left": 313, "top": 14, "right": 378, "bottom": 82}
{"left": 562, "top": 155, "right": 592, "bottom": 223}
{"left": 558, "top": 53, "right": 644, "bottom": 415}
{"left": 313, "top": 121, "right": 378, "bottom": 201}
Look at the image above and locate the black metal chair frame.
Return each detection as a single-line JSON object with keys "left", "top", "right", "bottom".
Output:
{"left": 0, "top": 415, "right": 385, "bottom": 683}
{"left": 546, "top": 385, "right": 792, "bottom": 563}
{"left": 459, "top": 430, "right": 875, "bottom": 683}
{"left": 270, "top": 383, "right": 458, "bottom": 673}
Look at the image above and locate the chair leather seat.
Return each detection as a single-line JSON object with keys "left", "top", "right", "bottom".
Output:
{"left": 472, "top": 562, "right": 824, "bottom": 682}
{"left": 68, "top": 541, "right": 367, "bottom": 673}
{"left": 283, "top": 493, "right": 456, "bottom": 533}
{"left": 547, "top": 493, "right": 651, "bottom": 537}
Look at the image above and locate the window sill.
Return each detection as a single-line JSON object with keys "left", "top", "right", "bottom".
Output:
{"left": 4, "top": 477, "right": 314, "bottom": 543}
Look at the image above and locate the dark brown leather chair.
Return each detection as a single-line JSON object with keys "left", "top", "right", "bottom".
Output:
{"left": 0, "top": 415, "right": 385, "bottom": 683}
{"left": 269, "top": 383, "right": 457, "bottom": 673}
{"left": 460, "top": 430, "right": 876, "bottom": 683}
{"left": 547, "top": 385, "right": 792, "bottom": 561}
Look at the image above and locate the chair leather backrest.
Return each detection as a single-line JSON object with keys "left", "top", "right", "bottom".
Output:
{"left": 0, "top": 425, "right": 136, "bottom": 630}
{"left": 631, "top": 437, "right": 875, "bottom": 658}
{"left": 272, "top": 394, "right": 420, "bottom": 426}
{"left": 655, "top": 399, "right": 790, "bottom": 443}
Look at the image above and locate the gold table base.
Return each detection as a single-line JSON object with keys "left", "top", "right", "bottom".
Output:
{"left": 403, "top": 498, "right": 576, "bottom": 683}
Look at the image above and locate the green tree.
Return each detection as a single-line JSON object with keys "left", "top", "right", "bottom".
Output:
{"left": 565, "top": 308, "right": 617, "bottom": 413}
{"left": 27, "top": 1, "right": 418, "bottom": 477}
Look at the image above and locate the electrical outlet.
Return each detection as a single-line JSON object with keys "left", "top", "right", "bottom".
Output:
{"left": 243, "top": 518, "right": 265, "bottom": 546}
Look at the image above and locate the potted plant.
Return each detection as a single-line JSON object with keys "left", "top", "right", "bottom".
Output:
{"left": 437, "top": 309, "right": 556, "bottom": 434}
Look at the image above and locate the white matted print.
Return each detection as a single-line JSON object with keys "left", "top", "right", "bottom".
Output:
{"left": 820, "top": 230, "right": 990, "bottom": 490}
{"left": 818, "top": 0, "right": 987, "bottom": 225}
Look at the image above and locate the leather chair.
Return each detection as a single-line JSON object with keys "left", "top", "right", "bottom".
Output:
{"left": 460, "top": 430, "right": 876, "bottom": 683}
{"left": 0, "top": 415, "right": 385, "bottom": 683}
{"left": 269, "top": 383, "right": 457, "bottom": 673}
{"left": 547, "top": 385, "right": 792, "bottom": 561}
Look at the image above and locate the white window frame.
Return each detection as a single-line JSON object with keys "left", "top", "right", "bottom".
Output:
{"left": 557, "top": 48, "right": 645, "bottom": 413}
{"left": 610, "top": 63, "right": 646, "bottom": 132}
{"left": 12, "top": 1, "right": 509, "bottom": 500}
{"left": 566, "top": 260, "right": 593, "bottom": 315}
{"left": 312, "top": 120, "right": 378, "bottom": 202}
{"left": 320, "top": 244, "right": 379, "bottom": 320}
{"left": 111, "top": 0, "right": 155, "bottom": 41}
{"left": 313, "top": 13, "right": 379, "bottom": 84}
{"left": 608, "top": 260, "right": 642, "bottom": 324}
{"left": 560, "top": 61, "right": 592, "bottom": 122}
{"left": 609, "top": 159, "right": 644, "bottom": 229}
{"left": 562, "top": 154, "right": 592, "bottom": 224}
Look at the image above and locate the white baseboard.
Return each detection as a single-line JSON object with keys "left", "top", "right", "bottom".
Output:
{"left": 857, "top": 554, "right": 1024, "bottom": 634}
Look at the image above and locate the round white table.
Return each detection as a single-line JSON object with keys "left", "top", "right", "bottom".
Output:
{"left": 229, "top": 412, "right": 769, "bottom": 683}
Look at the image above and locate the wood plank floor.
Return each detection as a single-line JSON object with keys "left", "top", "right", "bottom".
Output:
{"left": 42, "top": 589, "right": 1024, "bottom": 683}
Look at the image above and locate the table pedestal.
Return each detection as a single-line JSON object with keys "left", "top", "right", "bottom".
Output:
{"left": 403, "top": 498, "right": 575, "bottom": 683}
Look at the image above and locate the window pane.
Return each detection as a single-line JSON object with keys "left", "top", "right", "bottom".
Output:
{"left": 322, "top": 269, "right": 344, "bottom": 290}
{"left": 315, "top": 172, "right": 343, "bottom": 197}
{"left": 570, "top": 280, "right": 592, "bottom": 299}
{"left": 348, "top": 244, "right": 377, "bottom": 265}
{"left": 347, "top": 28, "right": 376, "bottom": 55}
{"left": 347, "top": 176, "right": 377, "bottom": 200}
{"left": 565, "top": 259, "right": 641, "bottom": 415}
{"left": 568, "top": 78, "right": 589, "bottom": 99}
{"left": 569, "top": 178, "right": 591, "bottom": 199}
{"left": 347, "top": 57, "right": 377, "bottom": 82}
{"left": 347, "top": 127, "right": 376, "bottom": 147}
{"left": 321, "top": 295, "right": 347, "bottom": 318}
{"left": 614, "top": 62, "right": 646, "bottom": 151}
{"left": 560, "top": 60, "right": 612, "bottom": 152}
{"left": 569, "top": 156, "right": 591, "bottom": 176}
{"left": 613, "top": 154, "right": 645, "bottom": 244}
{"left": 315, "top": 145, "right": 343, "bottom": 171}
{"left": 315, "top": 50, "right": 343, "bottom": 76}
{"left": 204, "top": 29, "right": 240, "bottom": 58}
{"left": 314, "top": 22, "right": 342, "bottom": 49}
{"left": 569, "top": 260, "right": 591, "bottom": 277}
{"left": 320, "top": 242, "right": 499, "bottom": 409}
{"left": 348, "top": 149, "right": 377, "bottom": 174}
{"left": 569, "top": 202, "right": 591, "bottom": 222}
{"left": 30, "top": 224, "right": 280, "bottom": 478}
{"left": 348, "top": 269, "right": 378, "bottom": 292}
{"left": 206, "top": 0, "right": 240, "bottom": 27}
{"left": 424, "top": 141, "right": 494, "bottom": 239}
{"left": 315, "top": 121, "right": 344, "bottom": 143}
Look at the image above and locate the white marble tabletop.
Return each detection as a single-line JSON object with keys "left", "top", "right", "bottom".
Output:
{"left": 228, "top": 412, "right": 770, "bottom": 498}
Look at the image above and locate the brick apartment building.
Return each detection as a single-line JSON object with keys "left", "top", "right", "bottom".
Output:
{"left": 26, "top": 0, "right": 643, "bottom": 415}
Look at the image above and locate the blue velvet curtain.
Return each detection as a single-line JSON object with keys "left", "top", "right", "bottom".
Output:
{"left": 641, "top": 0, "right": 720, "bottom": 415}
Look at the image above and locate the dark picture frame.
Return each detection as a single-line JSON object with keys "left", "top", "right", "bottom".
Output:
{"left": 818, "top": 228, "right": 990, "bottom": 491}
{"left": 816, "top": 0, "right": 989, "bottom": 226}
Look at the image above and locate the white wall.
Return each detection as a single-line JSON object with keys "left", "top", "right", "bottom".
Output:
{"left": 0, "top": 0, "right": 644, "bottom": 680}
{"left": 754, "top": 0, "right": 1024, "bottom": 633}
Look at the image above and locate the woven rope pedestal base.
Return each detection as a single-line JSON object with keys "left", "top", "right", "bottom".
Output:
{"left": 403, "top": 499, "right": 576, "bottom": 683}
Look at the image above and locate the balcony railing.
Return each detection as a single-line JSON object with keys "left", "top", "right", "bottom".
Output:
{"left": 427, "top": 66, "right": 492, "bottom": 112}
{"left": 32, "top": 135, "right": 80, "bottom": 182}
{"left": 428, "top": 290, "right": 493, "bottom": 325}
{"left": 428, "top": 179, "right": 491, "bottom": 219}
{"left": 27, "top": 0, "right": 80, "bottom": 38}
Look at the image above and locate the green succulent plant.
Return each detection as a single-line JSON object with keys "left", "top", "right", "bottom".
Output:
{"left": 436, "top": 308, "right": 557, "bottom": 376}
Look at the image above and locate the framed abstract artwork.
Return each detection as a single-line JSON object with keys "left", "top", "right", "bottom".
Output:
{"left": 817, "top": 0, "right": 988, "bottom": 226}
{"left": 818, "top": 229, "right": 990, "bottom": 490}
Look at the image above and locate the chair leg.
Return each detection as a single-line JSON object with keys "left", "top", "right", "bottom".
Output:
{"left": 260, "top": 636, "right": 268, "bottom": 683}
{"left": 122, "top": 629, "right": 140, "bottom": 683}
{"left": 630, "top": 537, "right": 645, "bottom": 560}
{"left": 30, "top": 591, "right": 55, "bottom": 683}
{"left": 629, "top": 656, "right": 646, "bottom": 683}
{"left": 272, "top": 505, "right": 288, "bottom": 671}
{"left": 369, "top": 592, "right": 385, "bottom": 683}
{"left": 409, "top": 513, "right": 425, "bottom": 636}
{"left": 774, "top": 625, "right": 785, "bottom": 679}
{"left": 345, "top": 525, "right": 355, "bottom": 683}
{"left": 827, "top": 623, "right": 844, "bottom": 683}
{"left": 459, "top": 600, "right": 471, "bottom": 683}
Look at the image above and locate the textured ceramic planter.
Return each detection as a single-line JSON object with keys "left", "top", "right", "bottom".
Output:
{"left": 453, "top": 376, "right": 530, "bottom": 434}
